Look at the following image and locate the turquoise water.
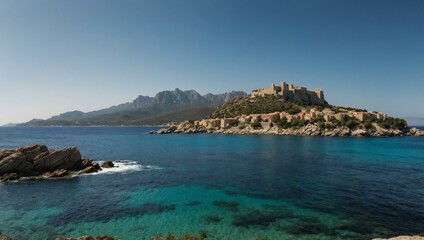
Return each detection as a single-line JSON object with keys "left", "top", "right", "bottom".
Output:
{"left": 0, "top": 127, "right": 423, "bottom": 240}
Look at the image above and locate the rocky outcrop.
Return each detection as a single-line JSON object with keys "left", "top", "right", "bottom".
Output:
{"left": 150, "top": 122, "right": 207, "bottom": 134}
{"left": 0, "top": 145, "right": 115, "bottom": 182}
{"left": 151, "top": 122, "right": 423, "bottom": 137}
{"left": 409, "top": 128, "right": 424, "bottom": 136}
{"left": 34, "top": 147, "right": 82, "bottom": 173}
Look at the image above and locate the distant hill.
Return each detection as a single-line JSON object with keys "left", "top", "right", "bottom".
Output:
{"left": 0, "top": 123, "right": 18, "bottom": 127}
{"left": 20, "top": 89, "right": 247, "bottom": 126}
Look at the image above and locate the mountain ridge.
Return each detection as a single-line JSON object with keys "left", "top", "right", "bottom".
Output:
{"left": 20, "top": 89, "right": 247, "bottom": 126}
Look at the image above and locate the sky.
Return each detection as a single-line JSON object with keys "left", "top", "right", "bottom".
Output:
{"left": 0, "top": 0, "right": 423, "bottom": 125}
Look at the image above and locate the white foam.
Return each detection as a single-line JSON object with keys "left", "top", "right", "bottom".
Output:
{"left": 84, "top": 160, "right": 161, "bottom": 176}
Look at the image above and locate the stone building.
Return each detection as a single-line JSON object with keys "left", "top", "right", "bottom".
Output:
{"left": 251, "top": 82, "right": 326, "bottom": 105}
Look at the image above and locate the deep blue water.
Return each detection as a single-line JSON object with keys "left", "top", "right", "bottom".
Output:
{"left": 0, "top": 127, "right": 423, "bottom": 240}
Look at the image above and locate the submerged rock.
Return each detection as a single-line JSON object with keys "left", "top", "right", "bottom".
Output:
{"left": 0, "top": 145, "right": 115, "bottom": 182}
{"left": 101, "top": 161, "right": 114, "bottom": 168}
{"left": 54, "top": 236, "right": 117, "bottom": 240}
{"left": 0, "top": 172, "right": 19, "bottom": 181}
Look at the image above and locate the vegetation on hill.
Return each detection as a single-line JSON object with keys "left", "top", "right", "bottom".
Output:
{"left": 209, "top": 95, "right": 306, "bottom": 118}
{"left": 209, "top": 95, "right": 408, "bottom": 132}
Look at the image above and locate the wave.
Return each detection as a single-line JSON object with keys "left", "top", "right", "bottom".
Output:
{"left": 86, "top": 160, "right": 161, "bottom": 176}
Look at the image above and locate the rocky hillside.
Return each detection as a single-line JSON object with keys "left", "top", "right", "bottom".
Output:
{"left": 152, "top": 95, "right": 422, "bottom": 137}
{"left": 20, "top": 89, "right": 246, "bottom": 126}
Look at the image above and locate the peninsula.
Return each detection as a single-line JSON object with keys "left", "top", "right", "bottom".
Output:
{"left": 152, "top": 82, "right": 424, "bottom": 137}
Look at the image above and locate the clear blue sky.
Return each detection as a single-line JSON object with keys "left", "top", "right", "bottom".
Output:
{"left": 1, "top": 0, "right": 423, "bottom": 125}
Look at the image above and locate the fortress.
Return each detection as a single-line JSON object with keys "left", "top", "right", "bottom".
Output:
{"left": 251, "top": 82, "right": 326, "bottom": 105}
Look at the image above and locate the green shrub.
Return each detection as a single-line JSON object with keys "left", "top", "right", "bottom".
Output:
{"left": 315, "top": 105, "right": 325, "bottom": 111}
{"left": 314, "top": 115, "right": 325, "bottom": 123}
{"left": 298, "top": 120, "right": 309, "bottom": 127}
{"left": 251, "top": 122, "right": 262, "bottom": 129}
{"left": 277, "top": 117, "right": 288, "bottom": 128}
{"left": 286, "top": 107, "right": 301, "bottom": 115}
{"left": 364, "top": 120, "right": 375, "bottom": 130}
{"left": 378, "top": 117, "right": 407, "bottom": 129}
{"left": 290, "top": 119, "right": 300, "bottom": 127}
{"left": 345, "top": 119, "right": 359, "bottom": 129}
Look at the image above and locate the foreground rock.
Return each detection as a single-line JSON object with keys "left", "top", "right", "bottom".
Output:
{"left": 0, "top": 144, "right": 115, "bottom": 182}
{"left": 151, "top": 121, "right": 424, "bottom": 137}
{"left": 373, "top": 236, "right": 424, "bottom": 240}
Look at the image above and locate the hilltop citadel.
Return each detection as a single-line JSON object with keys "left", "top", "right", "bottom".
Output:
{"left": 251, "top": 82, "right": 326, "bottom": 105}
{"left": 192, "top": 82, "right": 394, "bottom": 136}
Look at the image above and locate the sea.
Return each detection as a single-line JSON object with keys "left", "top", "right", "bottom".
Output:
{"left": 0, "top": 126, "right": 423, "bottom": 240}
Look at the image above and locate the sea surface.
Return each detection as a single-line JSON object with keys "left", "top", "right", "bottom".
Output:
{"left": 0, "top": 127, "right": 423, "bottom": 240}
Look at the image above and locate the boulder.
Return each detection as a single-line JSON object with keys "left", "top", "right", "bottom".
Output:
{"left": 92, "top": 162, "right": 101, "bottom": 171}
{"left": 0, "top": 172, "right": 20, "bottom": 182}
{"left": 101, "top": 161, "right": 114, "bottom": 168}
{"left": 80, "top": 158, "right": 93, "bottom": 169}
{"left": 352, "top": 129, "right": 367, "bottom": 136}
{"left": 80, "top": 166, "right": 99, "bottom": 174}
{"left": 34, "top": 147, "right": 82, "bottom": 172}
{"left": 15, "top": 144, "right": 48, "bottom": 160}
{"left": 410, "top": 128, "right": 424, "bottom": 136}
{"left": 49, "top": 169, "right": 68, "bottom": 178}
{"left": 167, "top": 125, "right": 177, "bottom": 133}
{"left": 0, "top": 152, "right": 33, "bottom": 175}
{"left": 0, "top": 149, "right": 15, "bottom": 160}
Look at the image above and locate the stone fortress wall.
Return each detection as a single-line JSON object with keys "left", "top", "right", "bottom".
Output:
{"left": 251, "top": 82, "right": 326, "bottom": 105}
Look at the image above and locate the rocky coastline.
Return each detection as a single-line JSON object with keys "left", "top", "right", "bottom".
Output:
{"left": 151, "top": 121, "right": 424, "bottom": 137}
{"left": 0, "top": 144, "right": 115, "bottom": 182}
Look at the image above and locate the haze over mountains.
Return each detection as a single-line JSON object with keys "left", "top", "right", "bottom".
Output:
{"left": 19, "top": 89, "right": 247, "bottom": 126}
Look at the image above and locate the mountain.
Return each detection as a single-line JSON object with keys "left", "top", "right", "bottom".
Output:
{"left": 0, "top": 123, "right": 18, "bottom": 127}
{"left": 20, "top": 89, "right": 247, "bottom": 126}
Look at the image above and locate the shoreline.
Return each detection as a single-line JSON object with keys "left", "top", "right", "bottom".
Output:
{"left": 151, "top": 121, "right": 424, "bottom": 137}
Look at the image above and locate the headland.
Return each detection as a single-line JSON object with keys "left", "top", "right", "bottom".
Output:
{"left": 152, "top": 82, "right": 424, "bottom": 137}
